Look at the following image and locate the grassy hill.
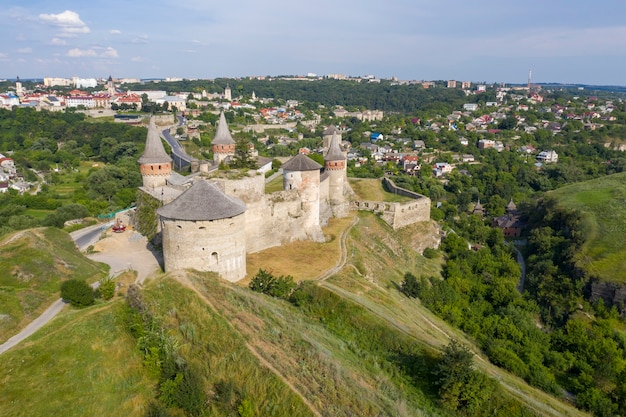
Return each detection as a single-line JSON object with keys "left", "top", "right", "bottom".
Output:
{"left": 548, "top": 171, "right": 626, "bottom": 283}
{"left": 349, "top": 178, "right": 415, "bottom": 202}
{"left": 0, "top": 301, "right": 155, "bottom": 416}
{"left": 0, "top": 227, "right": 108, "bottom": 343}
{"left": 0, "top": 214, "right": 589, "bottom": 416}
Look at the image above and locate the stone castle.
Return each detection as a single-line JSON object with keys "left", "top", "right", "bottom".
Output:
{"left": 137, "top": 115, "right": 430, "bottom": 282}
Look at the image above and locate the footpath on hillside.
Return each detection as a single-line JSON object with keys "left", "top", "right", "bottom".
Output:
{"left": 0, "top": 228, "right": 161, "bottom": 355}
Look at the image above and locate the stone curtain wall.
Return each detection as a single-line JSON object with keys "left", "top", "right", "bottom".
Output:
{"left": 351, "top": 178, "right": 430, "bottom": 229}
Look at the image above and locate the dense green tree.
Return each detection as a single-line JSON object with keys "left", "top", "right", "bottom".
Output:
{"left": 60, "top": 279, "right": 95, "bottom": 307}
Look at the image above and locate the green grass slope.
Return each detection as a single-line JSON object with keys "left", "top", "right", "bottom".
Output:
{"left": 0, "top": 227, "right": 108, "bottom": 343}
{"left": 0, "top": 302, "right": 155, "bottom": 417}
{"left": 549, "top": 171, "right": 626, "bottom": 283}
{"left": 0, "top": 213, "right": 589, "bottom": 416}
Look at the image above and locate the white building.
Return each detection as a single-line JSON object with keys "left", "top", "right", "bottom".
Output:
{"left": 73, "top": 77, "right": 98, "bottom": 88}
{"left": 536, "top": 150, "right": 558, "bottom": 163}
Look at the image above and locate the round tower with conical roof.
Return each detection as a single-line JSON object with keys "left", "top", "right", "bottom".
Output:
{"left": 157, "top": 180, "right": 247, "bottom": 281}
{"left": 325, "top": 132, "right": 348, "bottom": 216}
{"left": 212, "top": 111, "right": 236, "bottom": 165}
{"left": 322, "top": 125, "right": 340, "bottom": 152}
{"left": 138, "top": 119, "right": 172, "bottom": 188}
{"left": 282, "top": 153, "right": 323, "bottom": 237}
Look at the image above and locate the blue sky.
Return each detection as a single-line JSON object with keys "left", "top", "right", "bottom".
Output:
{"left": 1, "top": 0, "right": 625, "bottom": 85}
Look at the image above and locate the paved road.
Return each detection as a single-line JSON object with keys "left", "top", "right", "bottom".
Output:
{"left": 0, "top": 299, "right": 66, "bottom": 354}
{"left": 70, "top": 221, "right": 113, "bottom": 250}
{"left": 0, "top": 224, "right": 114, "bottom": 355}
{"left": 0, "top": 280, "right": 100, "bottom": 355}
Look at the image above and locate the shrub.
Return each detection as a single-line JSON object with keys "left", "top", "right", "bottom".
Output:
{"left": 400, "top": 272, "right": 420, "bottom": 298}
{"left": 249, "top": 269, "right": 296, "bottom": 300}
{"left": 99, "top": 276, "right": 116, "bottom": 300}
{"left": 60, "top": 279, "right": 95, "bottom": 307}
{"left": 422, "top": 247, "right": 438, "bottom": 259}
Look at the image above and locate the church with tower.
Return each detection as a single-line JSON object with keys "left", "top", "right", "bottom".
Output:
{"left": 137, "top": 114, "right": 352, "bottom": 282}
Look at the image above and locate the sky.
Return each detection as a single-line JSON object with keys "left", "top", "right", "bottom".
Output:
{"left": 1, "top": 0, "right": 626, "bottom": 86}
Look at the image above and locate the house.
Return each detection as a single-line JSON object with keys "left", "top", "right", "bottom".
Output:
{"left": 432, "top": 162, "right": 454, "bottom": 177}
{"left": 536, "top": 150, "right": 558, "bottom": 163}
{"left": 370, "top": 132, "right": 384, "bottom": 142}
{"left": 491, "top": 200, "right": 525, "bottom": 237}
{"left": 478, "top": 139, "right": 495, "bottom": 149}
{"left": 462, "top": 154, "right": 475, "bottom": 163}
{"left": 463, "top": 103, "right": 479, "bottom": 111}
{"left": 413, "top": 140, "right": 425, "bottom": 150}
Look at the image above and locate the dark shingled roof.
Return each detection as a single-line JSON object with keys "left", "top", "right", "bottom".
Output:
{"left": 325, "top": 132, "right": 346, "bottom": 162}
{"left": 211, "top": 111, "right": 235, "bottom": 145}
{"left": 138, "top": 119, "right": 173, "bottom": 164}
{"left": 282, "top": 153, "right": 322, "bottom": 171}
{"left": 323, "top": 125, "right": 338, "bottom": 135}
{"left": 157, "top": 181, "right": 246, "bottom": 221}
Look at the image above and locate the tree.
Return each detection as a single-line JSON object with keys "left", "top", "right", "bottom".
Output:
{"left": 400, "top": 272, "right": 420, "bottom": 298}
{"left": 230, "top": 137, "right": 256, "bottom": 169}
{"left": 60, "top": 279, "right": 95, "bottom": 307}
{"left": 433, "top": 340, "right": 495, "bottom": 412}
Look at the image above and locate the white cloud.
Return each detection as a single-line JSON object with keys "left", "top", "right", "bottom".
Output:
{"left": 132, "top": 35, "right": 149, "bottom": 44}
{"left": 39, "top": 10, "right": 90, "bottom": 37}
{"left": 50, "top": 38, "right": 67, "bottom": 45}
{"left": 15, "top": 33, "right": 26, "bottom": 41}
{"left": 66, "top": 46, "right": 119, "bottom": 59}
{"left": 131, "top": 56, "right": 145, "bottom": 62}
{"left": 110, "top": 29, "right": 122, "bottom": 35}
{"left": 67, "top": 48, "right": 97, "bottom": 57}
{"left": 17, "top": 47, "right": 32, "bottom": 54}
{"left": 102, "top": 47, "right": 119, "bottom": 58}
{"left": 0, "top": 53, "right": 8, "bottom": 61}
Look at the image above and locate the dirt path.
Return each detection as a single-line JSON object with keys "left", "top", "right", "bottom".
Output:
{"left": 316, "top": 215, "right": 358, "bottom": 281}
{"left": 312, "top": 216, "right": 584, "bottom": 417}
{"left": 173, "top": 273, "right": 323, "bottom": 417}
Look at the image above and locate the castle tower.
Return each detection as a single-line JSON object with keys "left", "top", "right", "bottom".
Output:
{"left": 157, "top": 181, "right": 247, "bottom": 282}
{"left": 324, "top": 132, "right": 348, "bottom": 217}
{"left": 224, "top": 84, "right": 232, "bottom": 101}
{"left": 282, "top": 153, "right": 324, "bottom": 240}
{"left": 322, "top": 125, "right": 340, "bottom": 153}
{"left": 15, "top": 76, "right": 23, "bottom": 96}
{"left": 211, "top": 111, "right": 236, "bottom": 165}
{"left": 251, "top": 91, "right": 256, "bottom": 101}
{"left": 138, "top": 119, "right": 173, "bottom": 188}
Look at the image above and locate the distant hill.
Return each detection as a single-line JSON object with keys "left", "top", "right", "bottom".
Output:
{"left": 0, "top": 227, "right": 108, "bottom": 343}
{"left": 548, "top": 171, "right": 626, "bottom": 283}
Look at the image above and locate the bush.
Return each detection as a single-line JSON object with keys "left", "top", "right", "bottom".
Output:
{"left": 60, "top": 279, "right": 95, "bottom": 307}
{"left": 400, "top": 272, "right": 420, "bottom": 298}
{"left": 422, "top": 247, "right": 438, "bottom": 259}
{"left": 98, "top": 276, "right": 116, "bottom": 300}
{"left": 249, "top": 269, "right": 296, "bottom": 299}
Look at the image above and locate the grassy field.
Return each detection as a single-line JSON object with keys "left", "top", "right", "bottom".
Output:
{"left": 245, "top": 216, "right": 354, "bottom": 283}
{"left": 265, "top": 175, "right": 284, "bottom": 193}
{"left": 0, "top": 301, "right": 156, "bottom": 417}
{"left": 349, "top": 178, "right": 414, "bottom": 202}
{"left": 186, "top": 271, "right": 446, "bottom": 416}
{"left": 549, "top": 171, "right": 626, "bottom": 283}
{"left": 141, "top": 275, "right": 316, "bottom": 416}
{"left": 0, "top": 227, "right": 108, "bottom": 343}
